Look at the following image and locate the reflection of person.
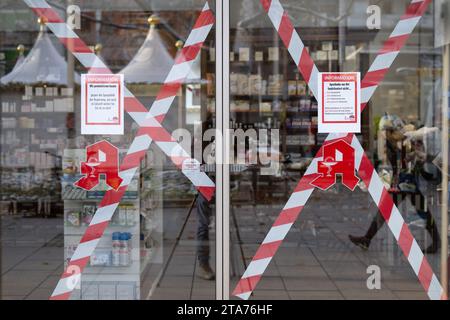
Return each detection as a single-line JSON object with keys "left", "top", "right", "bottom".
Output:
{"left": 194, "top": 114, "right": 215, "bottom": 280}
{"left": 349, "top": 116, "right": 440, "bottom": 254}
{"left": 196, "top": 192, "right": 215, "bottom": 280}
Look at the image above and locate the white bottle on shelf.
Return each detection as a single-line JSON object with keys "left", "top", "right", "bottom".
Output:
{"left": 119, "top": 233, "right": 130, "bottom": 266}
{"left": 112, "top": 232, "right": 121, "bottom": 266}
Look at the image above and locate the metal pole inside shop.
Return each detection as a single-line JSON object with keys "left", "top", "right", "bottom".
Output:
{"left": 441, "top": 43, "right": 449, "bottom": 297}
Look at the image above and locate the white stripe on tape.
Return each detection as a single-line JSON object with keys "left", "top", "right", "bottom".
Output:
{"left": 148, "top": 96, "right": 175, "bottom": 118}
{"left": 124, "top": 87, "right": 134, "bottom": 97}
{"left": 288, "top": 33, "right": 304, "bottom": 65}
{"left": 165, "top": 60, "right": 194, "bottom": 83}
{"left": 387, "top": 206, "right": 403, "bottom": 240}
{"left": 70, "top": 239, "right": 100, "bottom": 261}
{"left": 368, "top": 170, "right": 385, "bottom": 206}
{"left": 73, "top": 52, "right": 107, "bottom": 69}
{"left": 268, "top": 0, "right": 284, "bottom": 30}
{"left": 236, "top": 292, "right": 251, "bottom": 300}
{"left": 119, "top": 167, "right": 138, "bottom": 187}
{"left": 155, "top": 141, "right": 184, "bottom": 157}
{"left": 325, "top": 133, "right": 347, "bottom": 141}
{"left": 428, "top": 275, "right": 443, "bottom": 300}
{"left": 283, "top": 189, "right": 313, "bottom": 209}
{"left": 47, "top": 22, "right": 78, "bottom": 38}
{"left": 263, "top": 223, "right": 293, "bottom": 244}
{"left": 305, "top": 158, "right": 320, "bottom": 175}
{"left": 407, "top": 241, "right": 423, "bottom": 275}
{"left": 390, "top": 16, "right": 421, "bottom": 38}
{"left": 52, "top": 274, "right": 81, "bottom": 297}
{"left": 351, "top": 135, "right": 364, "bottom": 170}
{"left": 242, "top": 258, "right": 272, "bottom": 278}
{"left": 307, "top": 65, "right": 320, "bottom": 98}
{"left": 127, "top": 134, "right": 153, "bottom": 155}
{"left": 128, "top": 112, "right": 161, "bottom": 127}
{"left": 184, "top": 24, "right": 213, "bottom": 47}
{"left": 202, "top": 2, "right": 210, "bottom": 11}
{"left": 184, "top": 171, "right": 215, "bottom": 188}
{"left": 90, "top": 203, "right": 119, "bottom": 225}
{"left": 361, "top": 85, "right": 377, "bottom": 104}
{"left": 368, "top": 51, "right": 399, "bottom": 72}
{"left": 24, "top": 0, "right": 51, "bottom": 8}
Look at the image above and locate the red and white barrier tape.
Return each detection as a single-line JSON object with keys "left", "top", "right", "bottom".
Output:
{"left": 233, "top": 0, "right": 445, "bottom": 300}
{"left": 23, "top": 0, "right": 215, "bottom": 299}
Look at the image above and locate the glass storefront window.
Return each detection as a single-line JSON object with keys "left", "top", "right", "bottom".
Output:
{"left": 1, "top": 0, "right": 449, "bottom": 300}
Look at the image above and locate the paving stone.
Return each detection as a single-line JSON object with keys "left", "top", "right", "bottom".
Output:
{"left": 288, "top": 290, "right": 344, "bottom": 300}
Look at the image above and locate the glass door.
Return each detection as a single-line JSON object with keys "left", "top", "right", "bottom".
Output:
{"left": 1, "top": 0, "right": 450, "bottom": 301}
{"left": 225, "top": 0, "right": 449, "bottom": 300}
{"left": 0, "top": 0, "right": 217, "bottom": 300}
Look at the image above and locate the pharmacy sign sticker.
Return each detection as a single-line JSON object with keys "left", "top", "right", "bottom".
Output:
{"left": 81, "top": 74, "right": 124, "bottom": 135}
{"left": 318, "top": 72, "right": 360, "bottom": 133}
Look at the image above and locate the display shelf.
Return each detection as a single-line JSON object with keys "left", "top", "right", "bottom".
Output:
{"left": 61, "top": 148, "right": 164, "bottom": 300}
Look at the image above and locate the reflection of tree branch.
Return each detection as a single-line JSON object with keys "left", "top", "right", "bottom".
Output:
{"left": 239, "top": 0, "right": 389, "bottom": 28}
{"left": 284, "top": 0, "right": 357, "bottom": 23}
{"left": 44, "top": 0, "right": 185, "bottom": 41}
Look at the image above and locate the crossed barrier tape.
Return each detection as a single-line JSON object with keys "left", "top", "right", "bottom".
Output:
{"left": 23, "top": 0, "right": 215, "bottom": 299}
{"left": 233, "top": 0, "right": 446, "bottom": 300}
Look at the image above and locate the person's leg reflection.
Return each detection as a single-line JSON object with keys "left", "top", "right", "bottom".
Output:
{"left": 196, "top": 193, "right": 215, "bottom": 280}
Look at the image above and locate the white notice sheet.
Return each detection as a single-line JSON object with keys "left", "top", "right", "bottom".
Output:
{"left": 81, "top": 74, "right": 124, "bottom": 135}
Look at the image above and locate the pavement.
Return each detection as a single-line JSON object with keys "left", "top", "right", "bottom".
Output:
{"left": 1, "top": 184, "right": 446, "bottom": 300}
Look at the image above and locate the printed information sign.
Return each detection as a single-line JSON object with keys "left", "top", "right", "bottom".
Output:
{"left": 318, "top": 72, "right": 360, "bottom": 133}
{"left": 81, "top": 74, "right": 124, "bottom": 135}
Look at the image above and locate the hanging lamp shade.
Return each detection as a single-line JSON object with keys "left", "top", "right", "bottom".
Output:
{"left": 1, "top": 18, "right": 80, "bottom": 85}
{"left": 119, "top": 14, "right": 174, "bottom": 84}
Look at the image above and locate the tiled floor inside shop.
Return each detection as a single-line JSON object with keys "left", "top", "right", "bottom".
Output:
{"left": 1, "top": 185, "right": 445, "bottom": 300}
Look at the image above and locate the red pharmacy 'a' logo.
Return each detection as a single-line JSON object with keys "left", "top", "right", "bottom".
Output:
{"left": 310, "top": 139, "right": 359, "bottom": 191}
{"left": 74, "top": 140, "right": 123, "bottom": 191}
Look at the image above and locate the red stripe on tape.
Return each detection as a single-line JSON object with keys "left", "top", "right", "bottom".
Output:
{"left": 88, "top": 67, "right": 111, "bottom": 74}
{"left": 61, "top": 257, "right": 89, "bottom": 278}
{"left": 298, "top": 48, "right": 314, "bottom": 83}
{"left": 32, "top": 7, "right": 63, "bottom": 23}
{"left": 361, "top": 102, "right": 369, "bottom": 112}
{"left": 273, "top": 207, "right": 303, "bottom": 226}
{"left": 124, "top": 97, "right": 147, "bottom": 113}
{"left": 361, "top": 69, "right": 389, "bottom": 89}
{"left": 175, "top": 44, "right": 202, "bottom": 64}
{"left": 357, "top": 156, "right": 374, "bottom": 188}
{"left": 402, "top": 0, "right": 431, "bottom": 20}
{"left": 294, "top": 174, "right": 318, "bottom": 192}
{"left": 253, "top": 241, "right": 282, "bottom": 261}
{"left": 379, "top": 34, "right": 409, "bottom": 54}
{"left": 119, "top": 151, "right": 146, "bottom": 172}
{"left": 278, "top": 12, "right": 294, "bottom": 48}
{"left": 193, "top": 9, "right": 215, "bottom": 29}
{"left": 398, "top": 223, "right": 414, "bottom": 257}
{"left": 155, "top": 81, "right": 182, "bottom": 101}
{"left": 49, "top": 292, "right": 71, "bottom": 300}
{"left": 155, "top": 114, "right": 165, "bottom": 123}
{"left": 232, "top": 275, "right": 261, "bottom": 296}
{"left": 59, "top": 37, "right": 92, "bottom": 54}
{"left": 418, "top": 259, "right": 433, "bottom": 292}
{"left": 99, "top": 186, "right": 128, "bottom": 207}
{"left": 378, "top": 189, "right": 394, "bottom": 221}
{"left": 80, "top": 221, "right": 109, "bottom": 243}
{"left": 139, "top": 126, "right": 174, "bottom": 142}
{"left": 197, "top": 186, "right": 215, "bottom": 201}
{"left": 260, "top": 0, "right": 272, "bottom": 12}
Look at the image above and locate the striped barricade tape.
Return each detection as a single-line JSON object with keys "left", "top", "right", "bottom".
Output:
{"left": 23, "top": 0, "right": 215, "bottom": 299}
{"left": 233, "top": 0, "right": 445, "bottom": 300}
